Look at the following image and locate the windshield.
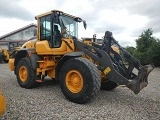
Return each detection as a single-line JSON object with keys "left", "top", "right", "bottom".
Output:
{"left": 60, "top": 15, "right": 78, "bottom": 38}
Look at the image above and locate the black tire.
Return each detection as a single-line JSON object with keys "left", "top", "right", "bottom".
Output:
{"left": 101, "top": 62, "right": 119, "bottom": 91}
{"left": 3, "top": 60, "right": 9, "bottom": 63}
{"left": 59, "top": 57, "right": 101, "bottom": 104}
{"left": 16, "top": 58, "right": 37, "bottom": 88}
{"left": 101, "top": 80, "right": 118, "bottom": 91}
{"left": 11, "top": 51, "right": 17, "bottom": 58}
{"left": 0, "top": 54, "right": 3, "bottom": 63}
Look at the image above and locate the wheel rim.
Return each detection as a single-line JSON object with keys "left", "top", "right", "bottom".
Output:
{"left": 66, "top": 70, "right": 83, "bottom": 93}
{"left": 19, "top": 66, "right": 28, "bottom": 82}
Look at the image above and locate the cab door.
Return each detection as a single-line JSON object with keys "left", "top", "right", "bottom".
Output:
{"left": 50, "top": 12, "right": 69, "bottom": 55}
{"left": 36, "top": 12, "right": 71, "bottom": 55}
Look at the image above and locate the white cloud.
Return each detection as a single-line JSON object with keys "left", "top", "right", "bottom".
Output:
{"left": 0, "top": 18, "right": 35, "bottom": 36}
{"left": 0, "top": 0, "right": 159, "bottom": 47}
{"left": 19, "top": 0, "right": 56, "bottom": 15}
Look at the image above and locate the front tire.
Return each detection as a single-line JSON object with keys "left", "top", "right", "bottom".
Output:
{"left": 59, "top": 57, "right": 101, "bottom": 104}
{"left": 16, "top": 58, "right": 37, "bottom": 88}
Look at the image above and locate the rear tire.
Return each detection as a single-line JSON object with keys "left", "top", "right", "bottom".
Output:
{"left": 59, "top": 57, "right": 101, "bottom": 104}
{"left": 101, "top": 80, "right": 118, "bottom": 91}
{"left": 0, "top": 54, "right": 3, "bottom": 63}
{"left": 16, "top": 58, "right": 37, "bottom": 88}
{"left": 3, "top": 60, "right": 9, "bottom": 63}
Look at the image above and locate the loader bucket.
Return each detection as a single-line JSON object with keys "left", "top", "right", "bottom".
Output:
{"left": 127, "top": 64, "right": 154, "bottom": 94}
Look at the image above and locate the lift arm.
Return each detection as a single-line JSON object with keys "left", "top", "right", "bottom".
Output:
{"left": 74, "top": 31, "right": 154, "bottom": 94}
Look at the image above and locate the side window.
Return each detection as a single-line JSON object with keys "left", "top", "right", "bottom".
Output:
{"left": 40, "top": 15, "right": 51, "bottom": 41}
{"left": 65, "top": 24, "right": 74, "bottom": 36}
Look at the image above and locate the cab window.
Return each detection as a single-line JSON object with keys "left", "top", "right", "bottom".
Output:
{"left": 40, "top": 15, "right": 51, "bottom": 41}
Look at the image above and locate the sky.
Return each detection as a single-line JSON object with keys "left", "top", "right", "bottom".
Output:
{"left": 0, "top": 0, "right": 159, "bottom": 47}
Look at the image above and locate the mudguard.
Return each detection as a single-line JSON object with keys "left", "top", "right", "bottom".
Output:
{"left": 55, "top": 52, "right": 84, "bottom": 81}
{"left": 14, "top": 48, "right": 42, "bottom": 70}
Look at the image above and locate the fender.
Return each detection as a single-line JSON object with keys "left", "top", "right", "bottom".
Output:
{"left": 14, "top": 48, "right": 42, "bottom": 70}
{"left": 29, "top": 54, "right": 43, "bottom": 70}
{"left": 55, "top": 52, "right": 84, "bottom": 81}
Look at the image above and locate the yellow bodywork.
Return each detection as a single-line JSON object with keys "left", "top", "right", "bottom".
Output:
{"left": 8, "top": 59, "right": 15, "bottom": 71}
{"left": 35, "top": 38, "right": 75, "bottom": 78}
{"left": 0, "top": 91, "right": 6, "bottom": 116}
{"left": 36, "top": 39, "right": 74, "bottom": 55}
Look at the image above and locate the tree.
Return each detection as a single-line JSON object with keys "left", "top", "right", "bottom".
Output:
{"left": 134, "top": 28, "right": 160, "bottom": 66}
{"left": 136, "top": 29, "right": 154, "bottom": 52}
{"left": 125, "top": 46, "right": 136, "bottom": 55}
{"left": 148, "top": 39, "right": 160, "bottom": 66}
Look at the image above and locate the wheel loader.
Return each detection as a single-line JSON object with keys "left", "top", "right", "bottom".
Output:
{"left": 8, "top": 10, "right": 154, "bottom": 104}
{"left": 0, "top": 41, "right": 25, "bottom": 63}
{"left": 0, "top": 48, "right": 9, "bottom": 63}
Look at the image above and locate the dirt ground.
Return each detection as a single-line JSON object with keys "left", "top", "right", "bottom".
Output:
{"left": 0, "top": 63, "right": 160, "bottom": 120}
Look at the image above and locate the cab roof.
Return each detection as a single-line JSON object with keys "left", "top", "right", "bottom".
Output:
{"left": 35, "top": 10, "right": 81, "bottom": 20}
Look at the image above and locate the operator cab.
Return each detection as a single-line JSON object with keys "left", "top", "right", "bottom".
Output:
{"left": 36, "top": 10, "right": 86, "bottom": 49}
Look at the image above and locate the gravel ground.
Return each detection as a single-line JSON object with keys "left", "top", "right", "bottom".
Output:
{"left": 0, "top": 63, "right": 160, "bottom": 120}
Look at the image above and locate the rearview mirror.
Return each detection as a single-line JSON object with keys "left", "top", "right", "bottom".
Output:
{"left": 83, "top": 20, "right": 87, "bottom": 30}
